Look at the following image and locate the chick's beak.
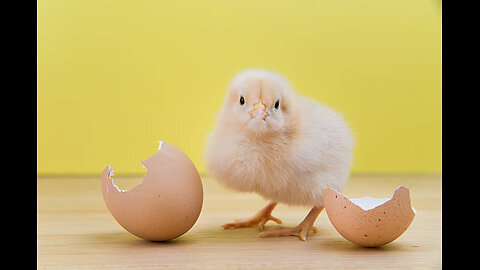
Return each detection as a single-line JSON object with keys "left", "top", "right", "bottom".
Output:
{"left": 249, "top": 98, "right": 269, "bottom": 120}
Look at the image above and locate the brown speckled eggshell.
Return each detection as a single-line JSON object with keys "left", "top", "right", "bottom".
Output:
{"left": 323, "top": 186, "right": 415, "bottom": 247}
{"left": 101, "top": 141, "right": 203, "bottom": 241}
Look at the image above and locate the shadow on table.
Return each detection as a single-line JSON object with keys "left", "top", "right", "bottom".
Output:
{"left": 317, "top": 238, "right": 411, "bottom": 252}
{"left": 86, "top": 227, "right": 412, "bottom": 253}
{"left": 86, "top": 231, "right": 195, "bottom": 247}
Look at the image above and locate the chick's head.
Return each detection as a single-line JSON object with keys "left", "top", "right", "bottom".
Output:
{"left": 219, "top": 69, "right": 299, "bottom": 136}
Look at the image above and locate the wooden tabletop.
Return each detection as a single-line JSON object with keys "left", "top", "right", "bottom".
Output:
{"left": 37, "top": 174, "right": 441, "bottom": 269}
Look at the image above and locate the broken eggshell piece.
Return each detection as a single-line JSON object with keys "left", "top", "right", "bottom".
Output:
{"left": 323, "top": 186, "right": 416, "bottom": 247}
{"left": 101, "top": 141, "right": 203, "bottom": 241}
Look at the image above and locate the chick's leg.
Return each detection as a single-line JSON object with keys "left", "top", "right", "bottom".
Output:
{"left": 222, "top": 202, "right": 282, "bottom": 231}
{"left": 258, "top": 206, "right": 323, "bottom": 241}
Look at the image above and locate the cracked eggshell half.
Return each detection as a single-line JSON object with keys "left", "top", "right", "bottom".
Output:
{"left": 101, "top": 141, "right": 203, "bottom": 241}
{"left": 323, "top": 186, "right": 416, "bottom": 247}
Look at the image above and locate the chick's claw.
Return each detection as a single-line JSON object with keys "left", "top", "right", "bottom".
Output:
{"left": 257, "top": 224, "right": 316, "bottom": 242}
{"left": 258, "top": 215, "right": 282, "bottom": 231}
{"left": 272, "top": 225, "right": 318, "bottom": 233}
{"left": 222, "top": 215, "right": 282, "bottom": 230}
{"left": 222, "top": 202, "right": 281, "bottom": 231}
{"left": 258, "top": 206, "right": 323, "bottom": 241}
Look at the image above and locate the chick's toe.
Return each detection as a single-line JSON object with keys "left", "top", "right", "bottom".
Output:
{"left": 222, "top": 202, "right": 282, "bottom": 231}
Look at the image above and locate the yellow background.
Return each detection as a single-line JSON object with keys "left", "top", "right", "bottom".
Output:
{"left": 37, "top": 0, "right": 441, "bottom": 175}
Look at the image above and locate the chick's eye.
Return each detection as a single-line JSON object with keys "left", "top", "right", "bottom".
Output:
{"left": 274, "top": 100, "right": 280, "bottom": 109}
{"left": 240, "top": 96, "right": 245, "bottom": 105}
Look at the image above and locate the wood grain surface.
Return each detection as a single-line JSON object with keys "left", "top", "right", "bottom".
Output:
{"left": 37, "top": 174, "right": 441, "bottom": 269}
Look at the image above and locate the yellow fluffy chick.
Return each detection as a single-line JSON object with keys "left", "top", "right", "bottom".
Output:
{"left": 204, "top": 69, "right": 354, "bottom": 241}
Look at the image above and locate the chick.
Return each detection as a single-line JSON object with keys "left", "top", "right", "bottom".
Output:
{"left": 204, "top": 69, "right": 354, "bottom": 241}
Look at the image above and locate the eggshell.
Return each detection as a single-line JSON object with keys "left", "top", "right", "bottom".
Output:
{"left": 323, "top": 186, "right": 415, "bottom": 247}
{"left": 101, "top": 141, "right": 203, "bottom": 241}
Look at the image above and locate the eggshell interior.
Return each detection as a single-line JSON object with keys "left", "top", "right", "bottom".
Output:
{"left": 101, "top": 141, "right": 203, "bottom": 241}
{"left": 323, "top": 186, "right": 415, "bottom": 247}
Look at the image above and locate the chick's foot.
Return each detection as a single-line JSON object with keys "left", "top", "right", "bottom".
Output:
{"left": 222, "top": 202, "right": 282, "bottom": 231}
{"left": 257, "top": 206, "right": 323, "bottom": 241}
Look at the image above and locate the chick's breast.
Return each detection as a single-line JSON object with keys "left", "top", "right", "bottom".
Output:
{"left": 286, "top": 97, "right": 355, "bottom": 206}
{"left": 205, "top": 97, "right": 354, "bottom": 207}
